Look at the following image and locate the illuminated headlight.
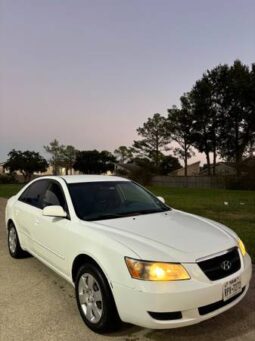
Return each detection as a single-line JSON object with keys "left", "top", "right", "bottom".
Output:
{"left": 125, "top": 257, "right": 190, "bottom": 281}
{"left": 238, "top": 239, "right": 246, "bottom": 256}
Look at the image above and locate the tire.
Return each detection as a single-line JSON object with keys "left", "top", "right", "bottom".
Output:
{"left": 75, "top": 263, "right": 121, "bottom": 333}
{"left": 8, "top": 223, "right": 27, "bottom": 259}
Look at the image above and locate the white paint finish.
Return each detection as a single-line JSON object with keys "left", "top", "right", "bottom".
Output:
{"left": 61, "top": 174, "right": 129, "bottom": 183}
{"left": 5, "top": 175, "right": 252, "bottom": 329}
{"left": 42, "top": 205, "right": 67, "bottom": 218}
{"left": 94, "top": 210, "right": 237, "bottom": 262}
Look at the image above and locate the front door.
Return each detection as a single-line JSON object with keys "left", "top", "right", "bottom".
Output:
{"left": 32, "top": 181, "right": 70, "bottom": 275}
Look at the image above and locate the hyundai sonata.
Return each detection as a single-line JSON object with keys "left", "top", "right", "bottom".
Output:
{"left": 5, "top": 175, "right": 252, "bottom": 332}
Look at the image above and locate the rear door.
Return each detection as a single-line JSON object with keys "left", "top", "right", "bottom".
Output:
{"left": 14, "top": 179, "right": 50, "bottom": 252}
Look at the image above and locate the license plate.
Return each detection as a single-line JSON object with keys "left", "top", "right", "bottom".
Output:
{"left": 223, "top": 276, "right": 242, "bottom": 301}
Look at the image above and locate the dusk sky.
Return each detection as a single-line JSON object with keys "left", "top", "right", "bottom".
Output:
{"left": 1, "top": 0, "right": 255, "bottom": 164}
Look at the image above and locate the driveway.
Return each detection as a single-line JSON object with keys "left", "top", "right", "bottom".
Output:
{"left": 0, "top": 197, "right": 254, "bottom": 341}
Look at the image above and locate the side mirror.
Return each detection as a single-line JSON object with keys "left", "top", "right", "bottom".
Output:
{"left": 157, "top": 196, "right": 165, "bottom": 204}
{"left": 42, "top": 205, "right": 67, "bottom": 218}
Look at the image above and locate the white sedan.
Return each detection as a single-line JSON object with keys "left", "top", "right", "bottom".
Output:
{"left": 5, "top": 175, "right": 252, "bottom": 332}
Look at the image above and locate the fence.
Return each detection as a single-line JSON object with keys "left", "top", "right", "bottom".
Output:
{"left": 151, "top": 176, "right": 227, "bottom": 189}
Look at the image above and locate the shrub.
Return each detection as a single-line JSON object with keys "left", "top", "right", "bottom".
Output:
{"left": 225, "top": 175, "right": 255, "bottom": 190}
{"left": 0, "top": 174, "right": 18, "bottom": 184}
{"left": 129, "top": 168, "right": 153, "bottom": 186}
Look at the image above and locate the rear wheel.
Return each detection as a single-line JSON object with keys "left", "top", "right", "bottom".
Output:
{"left": 75, "top": 263, "right": 121, "bottom": 333}
{"left": 8, "top": 223, "right": 27, "bottom": 258}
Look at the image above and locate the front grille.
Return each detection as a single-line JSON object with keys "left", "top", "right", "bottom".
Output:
{"left": 199, "top": 287, "right": 245, "bottom": 315}
{"left": 148, "top": 311, "right": 182, "bottom": 321}
{"left": 198, "top": 247, "right": 241, "bottom": 281}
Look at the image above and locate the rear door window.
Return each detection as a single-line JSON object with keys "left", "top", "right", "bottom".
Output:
{"left": 19, "top": 180, "right": 49, "bottom": 209}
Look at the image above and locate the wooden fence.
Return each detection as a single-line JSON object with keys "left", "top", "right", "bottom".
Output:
{"left": 151, "top": 176, "right": 227, "bottom": 189}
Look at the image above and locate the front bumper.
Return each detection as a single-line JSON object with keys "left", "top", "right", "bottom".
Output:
{"left": 112, "top": 253, "right": 252, "bottom": 329}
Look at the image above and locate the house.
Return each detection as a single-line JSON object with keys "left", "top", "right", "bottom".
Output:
{"left": 199, "top": 162, "right": 236, "bottom": 176}
{"left": 243, "top": 156, "right": 255, "bottom": 166}
{"left": 0, "top": 163, "right": 6, "bottom": 175}
{"left": 114, "top": 162, "right": 141, "bottom": 175}
{"left": 34, "top": 165, "right": 80, "bottom": 176}
{"left": 169, "top": 161, "right": 200, "bottom": 176}
{"left": 199, "top": 157, "right": 255, "bottom": 176}
{"left": 0, "top": 162, "right": 80, "bottom": 179}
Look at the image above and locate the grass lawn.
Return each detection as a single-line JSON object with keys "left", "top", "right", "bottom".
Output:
{"left": 0, "top": 184, "right": 24, "bottom": 198}
{"left": 0, "top": 183, "right": 254, "bottom": 262}
{"left": 148, "top": 186, "right": 255, "bottom": 262}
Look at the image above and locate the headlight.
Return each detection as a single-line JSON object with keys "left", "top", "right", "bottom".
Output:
{"left": 238, "top": 239, "right": 246, "bottom": 256}
{"left": 125, "top": 257, "right": 190, "bottom": 281}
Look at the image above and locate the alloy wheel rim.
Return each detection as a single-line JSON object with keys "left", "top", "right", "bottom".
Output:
{"left": 9, "top": 227, "right": 17, "bottom": 254}
{"left": 78, "top": 273, "right": 103, "bottom": 324}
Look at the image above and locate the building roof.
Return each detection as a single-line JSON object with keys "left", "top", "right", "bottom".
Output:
{"left": 169, "top": 161, "right": 200, "bottom": 175}
{"left": 115, "top": 162, "right": 141, "bottom": 171}
{"left": 199, "top": 162, "right": 236, "bottom": 174}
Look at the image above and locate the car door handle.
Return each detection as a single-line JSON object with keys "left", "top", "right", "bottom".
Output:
{"left": 34, "top": 218, "right": 40, "bottom": 225}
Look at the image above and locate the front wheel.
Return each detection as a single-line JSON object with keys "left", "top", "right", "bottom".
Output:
{"left": 75, "top": 263, "right": 121, "bottom": 333}
{"left": 8, "top": 223, "right": 27, "bottom": 258}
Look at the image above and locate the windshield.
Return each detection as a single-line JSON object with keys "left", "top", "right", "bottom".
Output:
{"left": 68, "top": 181, "right": 170, "bottom": 221}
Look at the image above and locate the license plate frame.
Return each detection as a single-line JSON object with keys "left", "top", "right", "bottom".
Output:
{"left": 223, "top": 276, "right": 242, "bottom": 301}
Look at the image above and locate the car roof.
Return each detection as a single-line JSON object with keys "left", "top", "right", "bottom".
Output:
{"left": 56, "top": 175, "right": 130, "bottom": 184}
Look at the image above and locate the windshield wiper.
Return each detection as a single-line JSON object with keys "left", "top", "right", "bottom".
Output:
{"left": 85, "top": 213, "right": 124, "bottom": 221}
{"left": 126, "top": 208, "right": 169, "bottom": 215}
{"left": 84, "top": 208, "right": 170, "bottom": 221}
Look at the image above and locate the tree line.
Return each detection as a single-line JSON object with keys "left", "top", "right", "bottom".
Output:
{"left": 3, "top": 60, "right": 255, "bottom": 181}
{"left": 122, "top": 60, "right": 255, "bottom": 176}
{"left": 4, "top": 140, "right": 116, "bottom": 182}
{"left": 4, "top": 138, "right": 181, "bottom": 182}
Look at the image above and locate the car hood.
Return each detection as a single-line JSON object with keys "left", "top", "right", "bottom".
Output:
{"left": 92, "top": 209, "right": 238, "bottom": 263}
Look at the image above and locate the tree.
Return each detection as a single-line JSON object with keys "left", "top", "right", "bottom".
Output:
{"left": 167, "top": 95, "right": 195, "bottom": 176}
{"left": 44, "top": 140, "right": 77, "bottom": 175}
{"left": 114, "top": 146, "right": 134, "bottom": 163}
{"left": 186, "top": 60, "right": 255, "bottom": 176}
{"left": 73, "top": 150, "right": 116, "bottom": 174}
{"left": 61, "top": 145, "right": 77, "bottom": 175}
{"left": 44, "top": 139, "right": 64, "bottom": 175}
{"left": 133, "top": 113, "right": 171, "bottom": 168}
{"left": 189, "top": 74, "right": 220, "bottom": 175}
{"left": 158, "top": 155, "right": 181, "bottom": 175}
{"left": 250, "top": 63, "right": 255, "bottom": 153}
{"left": 208, "top": 60, "right": 255, "bottom": 175}
{"left": 4, "top": 150, "right": 48, "bottom": 182}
